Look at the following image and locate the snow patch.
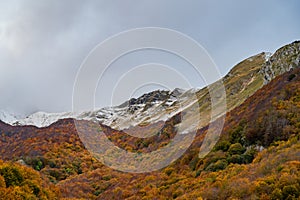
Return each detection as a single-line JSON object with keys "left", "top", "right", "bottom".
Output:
{"left": 264, "top": 52, "right": 272, "bottom": 62}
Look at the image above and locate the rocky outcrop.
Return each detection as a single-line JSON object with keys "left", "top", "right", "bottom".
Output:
{"left": 260, "top": 41, "right": 300, "bottom": 84}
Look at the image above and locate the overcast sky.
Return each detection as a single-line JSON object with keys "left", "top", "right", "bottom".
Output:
{"left": 0, "top": 0, "right": 299, "bottom": 116}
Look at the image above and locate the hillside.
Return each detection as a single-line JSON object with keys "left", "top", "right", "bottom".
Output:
{"left": 56, "top": 64, "right": 300, "bottom": 200}
{"left": 0, "top": 159, "right": 59, "bottom": 199}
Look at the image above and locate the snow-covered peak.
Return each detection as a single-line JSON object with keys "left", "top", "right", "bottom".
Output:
{"left": 1, "top": 88, "right": 198, "bottom": 129}
{"left": 0, "top": 110, "right": 21, "bottom": 125}
{"left": 13, "top": 111, "right": 76, "bottom": 127}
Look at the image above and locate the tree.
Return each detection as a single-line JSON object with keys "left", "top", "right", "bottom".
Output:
{"left": 228, "top": 143, "right": 246, "bottom": 155}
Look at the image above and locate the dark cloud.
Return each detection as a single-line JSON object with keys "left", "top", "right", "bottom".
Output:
{"left": 0, "top": 0, "right": 299, "bottom": 115}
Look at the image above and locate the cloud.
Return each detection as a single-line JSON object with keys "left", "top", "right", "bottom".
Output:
{"left": 0, "top": 0, "right": 299, "bottom": 115}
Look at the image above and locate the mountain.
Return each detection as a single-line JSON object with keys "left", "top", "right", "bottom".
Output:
{"left": 0, "top": 52, "right": 269, "bottom": 129}
{"left": 0, "top": 41, "right": 299, "bottom": 199}
{"left": 2, "top": 41, "right": 299, "bottom": 132}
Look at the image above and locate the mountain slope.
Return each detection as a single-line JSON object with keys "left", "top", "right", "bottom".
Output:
{"left": 0, "top": 41, "right": 299, "bottom": 199}
{"left": 59, "top": 59, "right": 300, "bottom": 200}
{"left": 55, "top": 64, "right": 300, "bottom": 199}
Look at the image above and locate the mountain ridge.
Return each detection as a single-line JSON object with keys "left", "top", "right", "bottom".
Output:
{"left": 1, "top": 41, "right": 299, "bottom": 130}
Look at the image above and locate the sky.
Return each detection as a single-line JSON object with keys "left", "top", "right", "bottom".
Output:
{"left": 0, "top": 0, "right": 299, "bottom": 116}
